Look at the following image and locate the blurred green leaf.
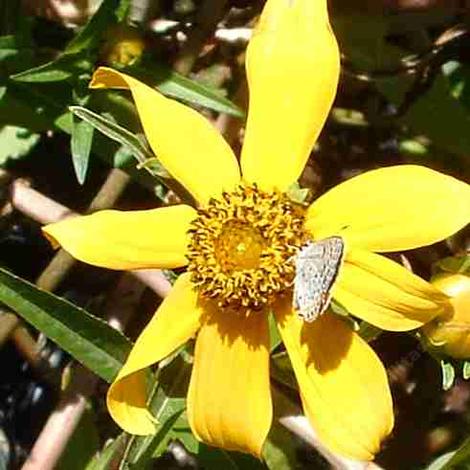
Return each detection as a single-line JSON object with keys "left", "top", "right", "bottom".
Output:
{"left": 198, "top": 445, "right": 265, "bottom": 470}
{"left": 271, "top": 352, "right": 297, "bottom": 392}
{"left": 463, "top": 362, "right": 470, "bottom": 380}
{"left": 65, "top": 0, "right": 122, "bottom": 55}
{"left": 0, "top": 35, "right": 17, "bottom": 61}
{"left": 10, "top": 54, "right": 91, "bottom": 83}
{"left": 128, "top": 64, "right": 244, "bottom": 117}
{"left": 0, "top": 428, "right": 9, "bottom": 470}
{"left": 263, "top": 423, "right": 298, "bottom": 470}
{"left": 332, "top": 14, "right": 402, "bottom": 72}
{"left": 357, "top": 321, "right": 382, "bottom": 343}
{"left": 378, "top": 72, "right": 470, "bottom": 161}
{"left": 269, "top": 312, "right": 281, "bottom": 352}
{"left": 424, "top": 450, "right": 454, "bottom": 470}
{"left": 437, "top": 435, "right": 470, "bottom": 469}
{"left": 85, "top": 434, "right": 128, "bottom": 470}
{"left": 58, "top": 405, "right": 100, "bottom": 470}
{"left": 443, "top": 60, "right": 470, "bottom": 110}
{"left": 0, "top": 268, "right": 131, "bottom": 383}
{"left": 71, "top": 116, "right": 94, "bottom": 184}
{"left": 441, "top": 360, "right": 455, "bottom": 391}
{"left": 0, "top": 124, "right": 39, "bottom": 165}
{"left": 434, "top": 255, "right": 470, "bottom": 277}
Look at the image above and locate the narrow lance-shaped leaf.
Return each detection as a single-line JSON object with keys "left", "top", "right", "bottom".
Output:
{"left": 65, "top": 0, "right": 122, "bottom": 55}
{"left": 0, "top": 268, "right": 131, "bottom": 383}
{"left": 439, "top": 434, "right": 470, "bottom": 469}
{"left": 10, "top": 53, "right": 91, "bottom": 83}
{"left": 85, "top": 434, "right": 128, "bottom": 470}
{"left": 126, "top": 64, "right": 244, "bottom": 118}
{"left": 124, "top": 355, "right": 196, "bottom": 468}
{"left": 69, "top": 105, "right": 154, "bottom": 167}
{"left": 71, "top": 116, "right": 94, "bottom": 185}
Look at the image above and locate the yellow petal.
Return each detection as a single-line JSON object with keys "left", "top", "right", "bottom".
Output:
{"left": 423, "top": 274, "right": 470, "bottom": 358}
{"left": 241, "top": 0, "right": 339, "bottom": 191}
{"left": 43, "top": 205, "right": 196, "bottom": 270}
{"left": 90, "top": 67, "right": 241, "bottom": 205}
{"left": 107, "top": 273, "right": 202, "bottom": 435}
{"left": 275, "top": 303, "right": 393, "bottom": 461}
{"left": 334, "top": 248, "right": 450, "bottom": 331}
{"left": 187, "top": 305, "right": 272, "bottom": 457}
{"left": 306, "top": 165, "right": 470, "bottom": 252}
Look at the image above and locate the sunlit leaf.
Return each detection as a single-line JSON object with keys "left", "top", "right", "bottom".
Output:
{"left": 0, "top": 124, "right": 39, "bottom": 165}
{"left": 123, "top": 354, "right": 196, "bottom": 468}
{"left": 69, "top": 105, "right": 153, "bottom": 167}
{"left": 127, "top": 64, "right": 244, "bottom": 117}
{"left": 10, "top": 54, "right": 91, "bottom": 83}
{"left": 85, "top": 434, "right": 128, "bottom": 470}
{"left": 0, "top": 268, "right": 131, "bottom": 383}
{"left": 463, "top": 361, "right": 470, "bottom": 380}
{"left": 71, "top": 116, "right": 94, "bottom": 185}
{"left": 437, "top": 435, "right": 470, "bottom": 469}
{"left": 441, "top": 360, "right": 455, "bottom": 391}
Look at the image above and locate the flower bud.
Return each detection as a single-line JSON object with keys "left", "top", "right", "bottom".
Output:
{"left": 101, "top": 25, "right": 145, "bottom": 67}
{"left": 422, "top": 274, "right": 470, "bottom": 358}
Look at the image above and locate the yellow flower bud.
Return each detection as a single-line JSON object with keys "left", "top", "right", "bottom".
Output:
{"left": 422, "top": 274, "right": 470, "bottom": 358}
{"left": 101, "top": 25, "right": 145, "bottom": 67}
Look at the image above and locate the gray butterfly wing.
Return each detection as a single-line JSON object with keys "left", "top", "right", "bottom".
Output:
{"left": 292, "top": 236, "right": 344, "bottom": 322}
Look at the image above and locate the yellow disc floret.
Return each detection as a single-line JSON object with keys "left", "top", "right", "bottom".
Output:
{"left": 187, "top": 185, "right": 307, "bottom": 309}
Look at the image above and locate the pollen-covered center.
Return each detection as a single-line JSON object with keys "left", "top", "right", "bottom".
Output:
{"left": 187, "top": 185, "right": 307, "bottom": 309}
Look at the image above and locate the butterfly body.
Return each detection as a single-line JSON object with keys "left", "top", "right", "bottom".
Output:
{"left": 292, "top": 236, "right": 345, "bottom": 322}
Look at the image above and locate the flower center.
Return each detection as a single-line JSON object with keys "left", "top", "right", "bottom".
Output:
{"left": 187, "top": 185, "right": 308, "bottom": 309}
{"left": 215, "top": 221, "right": 266, "bottom": 271}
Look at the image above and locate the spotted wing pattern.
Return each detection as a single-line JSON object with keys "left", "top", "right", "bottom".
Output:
{"left": 292, "top": 236, "right": 345, "bottom": 322}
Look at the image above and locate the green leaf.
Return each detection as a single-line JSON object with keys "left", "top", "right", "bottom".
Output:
{"left": 434, "top": 255, "right": 470, "bottom": 277}
{"left": 268, "top": 312, "right": 281, "bottom": 352}
{"left": 378, "top": 72, "right": 470, "bottom": 159}
{"left": 65, "top": 0, "right": 121, "bottom": 55}
{"left": 357, "top": 321, "right": 382, "bottom": 343}
{"left": 437, "top": 436, "right": 470, "bottom": 469}
{"left": 263, "top": 423, "right": 298, "bottom": 470}
{"left": 424, "top": 451, "right": 455, "bottom": 470}
{"left": 123, "top": 354, "right": 196, "bottom": 468}
{"left": 69, "top": 105, "right": 154, "bottom": 167}
{"left": 463, "top": 362, "right": 470, "bottom": 380}
{"left": 71, "top": 116, "right": 94, "bottom": 185}
{"left": 271, "top": 352, "right": 297, "bottom": 392}
{"left": 0, "top": 125, "right": 39, "bottom": 165}
{"left": 0, "top": 428, "right": 10, "bottom": 470}
{"left": 286, "top": 181, "right": 310, "bottom": 205}
{"left": 0, "top": 268, "right": 131, "bottom": 383}
{"left": 0, "top": 36, "right": 18, "bottom": 61}
{"left": 127, "top": 64, "right": 244, "bottom": 117}
{"left": 441, "top": 360, "right": 456, "bottom": 391}
{"left": 85, "top": 434, "right": 128, "bottom": 470}
{"left": 10, "top": 54, "right": 91, "bottom": 83}
{"left": 198, "top": 445, "right": 264, "bottom": 470}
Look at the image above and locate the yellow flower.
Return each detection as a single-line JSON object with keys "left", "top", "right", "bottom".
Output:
{"left": 423, "top": 274, "right": 470, "bottom": 358}
{"left": 43, "top": 0, "right": 470, "bottom": 461}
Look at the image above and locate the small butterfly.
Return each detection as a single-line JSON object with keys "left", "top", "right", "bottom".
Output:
{"left": 292, "top": 236, "right": 345, "bottom": 322}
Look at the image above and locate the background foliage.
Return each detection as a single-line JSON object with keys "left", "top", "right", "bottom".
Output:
{"left": 1, "top": 0, "right": 470, "bottom": 469}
